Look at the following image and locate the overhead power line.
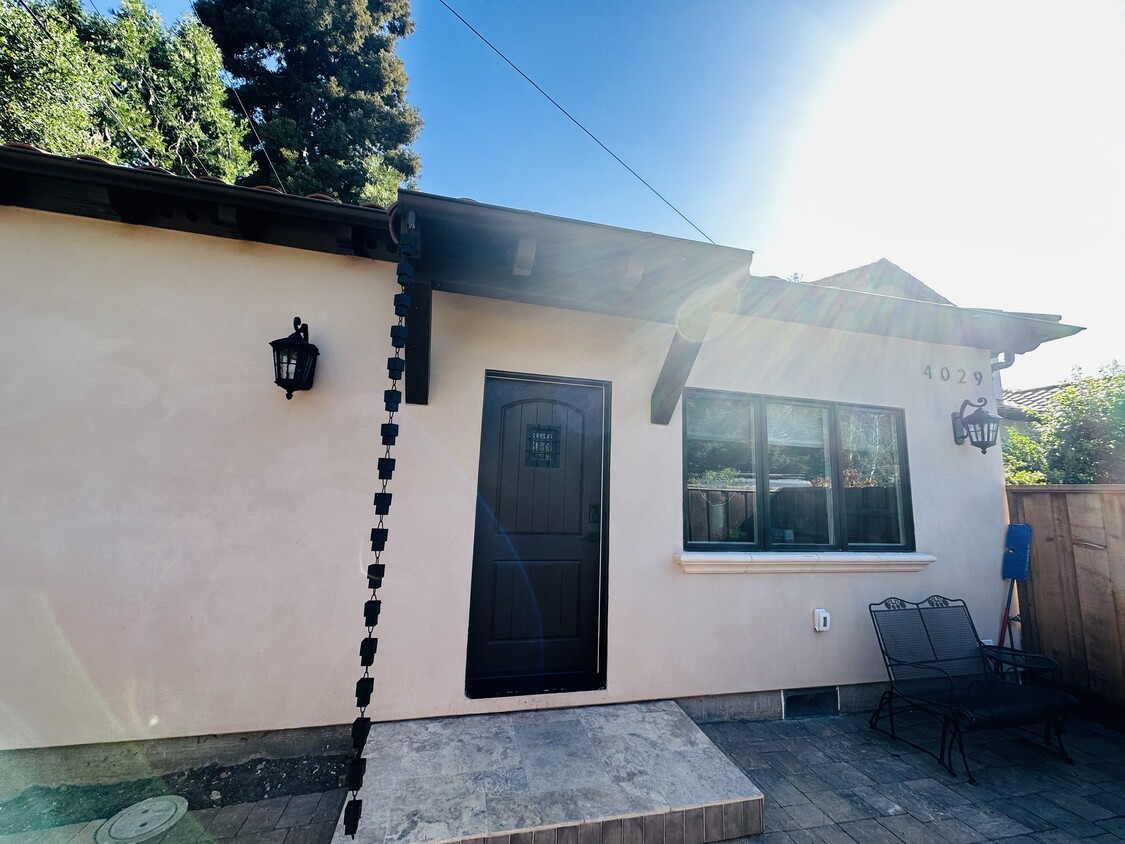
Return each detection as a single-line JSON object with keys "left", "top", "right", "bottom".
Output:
{"left": 222, "top": 73, "right": 288, "bottom": 194}
{"left": 436, "top": 0, "right": 715, "bottom": 244}
{"left": 183, "top": 0, "right": 288, "bottom": 192}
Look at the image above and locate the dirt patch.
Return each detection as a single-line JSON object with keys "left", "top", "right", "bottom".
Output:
{"left": 0, "top": 753, "right": 349, "bottom": 834}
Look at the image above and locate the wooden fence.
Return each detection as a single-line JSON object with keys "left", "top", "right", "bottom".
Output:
{"left": 1006, "top": 485, "right": 1125, "bottom": 707}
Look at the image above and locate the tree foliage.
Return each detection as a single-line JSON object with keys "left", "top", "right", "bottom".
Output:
{"left": 195, "top": 0, "right": 422, "bottom": 204}
{"left": 83, "top": 0, "right": 253, "bottom": 180}
{"left": 1040, "top": 366, "right": 1125, "bottom": 484}
{"left": 1002, "top": 365, "right": 1125, "bottom": 485}
{"left": 0, "top": 0, "right": 251, "bottom": 181}
{"left": 1001, "top": 426, "right": 1047, "bottom": 485}
{"left": 0, "top": 0, "right": 116, "bottom": 159}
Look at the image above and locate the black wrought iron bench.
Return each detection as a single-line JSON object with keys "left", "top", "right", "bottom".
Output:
{"left": 869, "top": 595, "right": 1078, "bottom": 784}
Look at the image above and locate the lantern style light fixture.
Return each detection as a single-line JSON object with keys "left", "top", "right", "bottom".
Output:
{"left": 270, "top": 316, "right": 319, "bottom": 399}
{"left": 952, "top": 397, "right": 1000, "bottom": 453}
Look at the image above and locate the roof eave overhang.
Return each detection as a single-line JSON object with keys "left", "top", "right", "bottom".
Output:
{"left": 394, "top": 190, "right": 1082, "bottom": 422}
{"left": 395, "top": 189, "right": 756, "bottom": 325}
{"left": 733, "top": 275, "right": 1083, "bottom": 355}
{"left": 0, "top": 146, "right": 396, "bottom": 260}
{"left": 395, "top": 190, "right": 1082, "bottom": 355}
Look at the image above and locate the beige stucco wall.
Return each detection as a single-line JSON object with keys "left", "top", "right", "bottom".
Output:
{"left": 0, "top": 207, "right": 1010, "bottom": 749}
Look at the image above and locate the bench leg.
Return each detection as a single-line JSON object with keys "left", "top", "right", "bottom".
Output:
{"left": 868, "top": 691, "right": 887, "bottom": 730}
{"left": 1050, "top": 717, "right": 1075, "bottom": 765}
{"left": 938, "top": 718, "right": 950, "bottom": 768}
{"left": 950, "top": 724, "right": 978, "bottom": 785}
{"left": 870, "top": 689, "right": 897, "bottom": 738}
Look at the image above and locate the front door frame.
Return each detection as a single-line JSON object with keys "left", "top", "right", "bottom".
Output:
{"left": 465, "top": 369, "right": 611, "bottom": 698}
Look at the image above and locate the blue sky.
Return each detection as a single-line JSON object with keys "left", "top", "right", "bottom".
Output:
{"left": 393, "top": 0, "right": 875, "bottom": 249}
{"left": 144, "top": 0, "right": 1123, "bottom": 389}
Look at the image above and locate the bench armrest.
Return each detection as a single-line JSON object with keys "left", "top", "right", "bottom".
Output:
{"left": 886, "top": 657, "right": 958, "bottom": 707}
{"left": 982, "top": 645, "right": 1060, "bottom": 677}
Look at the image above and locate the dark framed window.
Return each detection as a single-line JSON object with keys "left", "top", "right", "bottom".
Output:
{"left": 684, "top": 390, "right": 914, "bottom": 551}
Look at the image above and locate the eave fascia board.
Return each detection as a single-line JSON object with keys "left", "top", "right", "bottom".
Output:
{"left": 396, "top": 189, "right": 757, "bottom": 266}
{"left": 0, "top": 146, "right": 392, "bottom": 233}
{"left": 734, "top": 276, "right": 1084, "bottom": 354}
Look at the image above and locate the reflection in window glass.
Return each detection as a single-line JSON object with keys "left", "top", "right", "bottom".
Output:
{"left": 766, "top": 402, "right": 833, "bottom": 546}
{"left": 684, "top": 395, "right": 757, "bottom": 544}
{"left": 839, "top": 408, "right": 904, "bottom": 545}
{"left": 681, "top": 391, "right": 913, "bottom": 551}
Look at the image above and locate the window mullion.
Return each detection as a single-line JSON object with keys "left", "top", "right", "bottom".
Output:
{"left": 755, "top": 395, "right": 770, "bottom": 551}
{"left": 829, "top": 403, "right": 847, "bottom": 551}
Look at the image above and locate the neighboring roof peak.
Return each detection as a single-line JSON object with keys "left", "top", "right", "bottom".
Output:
{"left": 808, "top": 258, "right": 953, "bottom": 305}
{"left": 1002, "top": 384, "right": 1066, "bottom": 416}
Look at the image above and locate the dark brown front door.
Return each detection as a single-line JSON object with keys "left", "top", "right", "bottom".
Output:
{"left": 465, "top": 372, "right": 609, "bottom": 698}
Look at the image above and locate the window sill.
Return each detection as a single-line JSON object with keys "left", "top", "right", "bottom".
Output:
{"left": 675, "top": 551, "right": 935, "bottom": 574}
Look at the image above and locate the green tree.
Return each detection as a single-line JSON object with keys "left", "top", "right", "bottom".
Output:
{"left": 0, "top": 0, "right": 251, "bottom": 181}
{"left": 195, "top": 0, "right": 422, "bottom": 204}
{"left": 0, "top": 0, "right": 116, "bottom": 159}
{"left": 83, "top": 0, "right": 253, "bottom": 180}
{"left": 1040, "top": 366, "right": 1125, "bottom": 484}
{"left": 1001, "top": 425, "right": 1047, "bottom": 485}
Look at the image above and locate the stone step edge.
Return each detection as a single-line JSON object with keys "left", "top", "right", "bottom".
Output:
{"left": 414, "top": 796, "right": 764, "bottom": 844}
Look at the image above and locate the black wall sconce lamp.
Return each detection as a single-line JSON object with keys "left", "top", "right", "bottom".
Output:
{"left": 270, "top": 316, "right": 319, "bottom": 399}
{"left": 952, "top": 397, "right": 1000, "bottom": 453}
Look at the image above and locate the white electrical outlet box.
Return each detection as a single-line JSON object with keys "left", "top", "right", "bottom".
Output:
{"left": 813, "top": 608, "right": 831, "bottom": 632}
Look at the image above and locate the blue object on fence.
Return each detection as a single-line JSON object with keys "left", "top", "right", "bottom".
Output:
{"left": 1002, "top": 524, "right": 1033, "bottom": 581}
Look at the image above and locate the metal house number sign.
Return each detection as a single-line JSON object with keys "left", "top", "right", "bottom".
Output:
{"left": 922, "top": 365, "right": 985, "bottom": 386}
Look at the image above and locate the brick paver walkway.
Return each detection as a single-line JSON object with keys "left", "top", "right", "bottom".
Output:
{"left": 700, "top": 713, "right": 1125, "bottom": 843}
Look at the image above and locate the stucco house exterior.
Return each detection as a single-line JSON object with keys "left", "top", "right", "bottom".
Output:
{"left": 0, "top": 145, "right": 1082, "bottom": 751}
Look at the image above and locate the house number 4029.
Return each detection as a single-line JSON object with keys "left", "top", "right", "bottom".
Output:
{"left": 923, "top": 365, "right": 984, "bottom": 385}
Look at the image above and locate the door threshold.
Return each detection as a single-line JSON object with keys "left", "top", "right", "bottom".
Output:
{"left": 466, "top": 672, "right": 605, "bottom": 699}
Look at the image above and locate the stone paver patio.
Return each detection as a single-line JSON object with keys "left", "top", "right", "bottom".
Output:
{"left": 701, "top": 711, "right": 1125, "bottom": 844}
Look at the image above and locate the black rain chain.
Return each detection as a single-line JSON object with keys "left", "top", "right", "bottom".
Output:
{"left": 342, "top": 226, "right": 419, "bottom": 837}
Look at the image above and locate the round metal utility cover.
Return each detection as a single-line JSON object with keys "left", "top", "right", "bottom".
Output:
{"left": 95, "top": 796, "right": 188, "bottom": 844}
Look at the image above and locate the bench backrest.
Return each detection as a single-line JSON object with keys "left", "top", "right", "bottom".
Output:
{"left": 870, "top": 596, "right": 988, "bottom": 682}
